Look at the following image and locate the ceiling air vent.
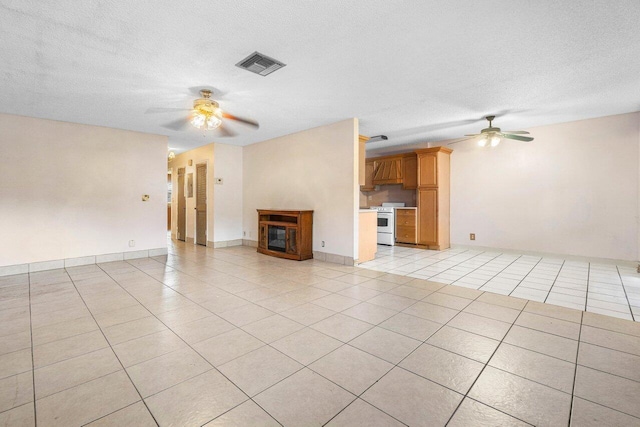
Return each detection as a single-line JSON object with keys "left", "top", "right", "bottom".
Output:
{"left": 236, "top": 51, "right": 286, "bottom": 76}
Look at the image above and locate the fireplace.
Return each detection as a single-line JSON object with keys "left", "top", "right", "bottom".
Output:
{"left": 257, "top": 210, "right": 314, "bottom": 260}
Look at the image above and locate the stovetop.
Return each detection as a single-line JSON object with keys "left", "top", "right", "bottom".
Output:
{"left": 370, "top": 202, "right": 406, "bottom": 213}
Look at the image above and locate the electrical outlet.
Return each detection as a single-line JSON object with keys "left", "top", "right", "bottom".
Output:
{"left": 469, "top": 233, "right": 476, "bottom": 241}
{"left": 322, "top": 241, "right": 325, "bottom": 247}
{"left": 128, "top": 240, "right": 135, "bottom": 247}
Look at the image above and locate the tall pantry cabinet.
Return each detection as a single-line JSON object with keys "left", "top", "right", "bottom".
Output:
{"left": 416, "top": 147, "right": 452, "bottom": 249}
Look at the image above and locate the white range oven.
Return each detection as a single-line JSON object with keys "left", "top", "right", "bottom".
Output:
{"left": 370, "top": 203, "right": 406, "bottom": 245}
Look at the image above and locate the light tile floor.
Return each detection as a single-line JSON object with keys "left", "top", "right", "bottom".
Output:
{"left": 358, "top": 245, "right": 640, "bottom": 321}
{"left": 1, "top": 241, "right": 640, "bottom": 426}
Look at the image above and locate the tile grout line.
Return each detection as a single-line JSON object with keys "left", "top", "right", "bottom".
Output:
{"left": 63, "top": 268, "right": 161, "bottom": 427}
{"left": 476, "top": 254, "right": 524, "bottom": 293}
{"left": 508, "top": 257, "right": 544, "bottom": 297}
{"left": 448, "top": 251, "right": 504, "bottom": 287}
{"left": 585, "top": 263, "right": 591, "bottom": 312}
{"left": 544, "top": 260, "right": 567, "bottom": 303}
{"left": 567, "top": 311, "right": 584, "bottom": 427}
{"left": 27, "top": 272, "right": 37, "bottom": 427}
{"left": 79, "top": 400, "right": 146, "bottom": 427}
{"left": 616, "top": 266, "right": 636, "bottom": 321}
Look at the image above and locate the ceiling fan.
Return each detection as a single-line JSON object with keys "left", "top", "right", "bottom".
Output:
{"left": 450, "top": 115, "right": 534, "bottom": 147}
{"left": 149, "top": 89, "right": 259, "bottom": 137}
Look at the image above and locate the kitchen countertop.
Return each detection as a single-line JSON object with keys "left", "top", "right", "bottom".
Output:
{"left": 395, "top": 207, "right": 417, "bottom": 209}
{"left": 359, "top": 209, "right": 377, "bottom": 213}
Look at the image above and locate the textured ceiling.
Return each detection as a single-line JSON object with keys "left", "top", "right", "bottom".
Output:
{"left": 1, "top": 1, "right": 639, "bottom": 152}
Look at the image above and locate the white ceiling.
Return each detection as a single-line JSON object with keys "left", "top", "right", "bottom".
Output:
{"left": 1, "top": 1, "right": 639, "bottom": 153}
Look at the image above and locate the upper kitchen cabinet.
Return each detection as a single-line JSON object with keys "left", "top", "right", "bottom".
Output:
{"left": 418, "top": 152, "right": 438, "bottom": 187}
{"left": 361, "top": 159, "right": 376, "bottom": 191}
{"left": 361, "top": 152, "right": 418, "bottom": 190}
{"left": 401, "top": 153, "right": 417, "bottom": 189}
{"left": 372, "top": 156, "right": 403, "bottom": 185}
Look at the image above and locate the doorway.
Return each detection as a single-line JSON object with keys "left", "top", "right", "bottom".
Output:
{"left": 177, "top": 167, "right": 186, "bottom": 241}
{"left": 167, "top": 171, "right": 172, "bottom": 232}
{"left": 195, "top": 163, "right": 207, "bottom": 246}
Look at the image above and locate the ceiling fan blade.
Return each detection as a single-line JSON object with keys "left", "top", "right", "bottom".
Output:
{"left": 162, "top": 117, "right": 191, "bottom": 131}
{"left": 217, "top": 124, "right": 237, "bottom": 137}
{"left": 222, "top": 112, "right": 259, "bottom": 129}
{"left": 502, "top": 130, "right": 530, "bottom": 134}
{"left": 464, "top": 134, "right": 481, "bottom": 137}
{"left": 145, "top": 107, "right": 191, "bottom": 114}
{"left": 502, "top": 134, "right": 534, "bottom": 142}
{"left": 447, "top": 136, "right": 475, "bottom": 145}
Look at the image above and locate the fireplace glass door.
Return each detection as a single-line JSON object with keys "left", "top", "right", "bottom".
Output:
{"left": 268, "top": 225, "right": 286, "bottom": 253}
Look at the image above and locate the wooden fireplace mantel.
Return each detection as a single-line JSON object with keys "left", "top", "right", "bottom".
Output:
{"left": 257, "top": 210, "right": 313, "bottom": 261}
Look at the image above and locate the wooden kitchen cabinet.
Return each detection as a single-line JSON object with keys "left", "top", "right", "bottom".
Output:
{"left": 361, "top": 159, "right": 376, "bottom": 191}
{"left": 395, "top": 208, "right": 417, "bottom": 244}
{"left": 372, "top": 156, "right": 403, "bottom": 185}
{"left": 417, "top": 189, "right": 437, "bottom": 245}
{"left": 402, "top": 154, "right": 417, "bottom": 190}
{"left": 416, "top": 147, "right": 452, "bottom": 249}
{"left": 418, "top": 152, "right": 438, "bottom": 187}
{"left": 362, "top": 153, "right": 417, "bottom": 189}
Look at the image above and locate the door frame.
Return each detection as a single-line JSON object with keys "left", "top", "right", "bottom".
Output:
{"left": 176, "top": 167, "right": 186, "bottom": 242}
{"left": 167, "top": 167, "right": 173, "bottom": 233}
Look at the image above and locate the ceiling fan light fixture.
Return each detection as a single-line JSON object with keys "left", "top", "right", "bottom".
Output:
{"left": 490, "top": 135, "right": 501, "bottom": 147}
{"left": 190, "top": 107, "right": 222, "bottom": 130}
{"left": 478, "top": 136, "right": 488, "bottom": 147}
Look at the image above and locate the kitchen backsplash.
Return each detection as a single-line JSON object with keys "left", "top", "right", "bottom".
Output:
{"left": 360, "top": 184, "right": 416, "bottom": 208}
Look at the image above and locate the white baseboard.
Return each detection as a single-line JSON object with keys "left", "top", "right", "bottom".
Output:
{"left": 242, "top": 239, "right": 259, "bottom": 248}
{"left": 240, "top": 240, "right": 354, "bottom": 266}
{"left": 0, "top": 247, "right": 168, "bottom": 277}
{"left": 313, "top": 251, "right": 355, "bottom": 266}
{"left": 209, "top": 239, "right": 243, "bottom": 248}
{"left": 451, "top": 244, "right": 637, "bottom": 268}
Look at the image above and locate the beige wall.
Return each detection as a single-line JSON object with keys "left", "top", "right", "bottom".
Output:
{"left": 369, "top": 111, "right": 640, "bottom": 261}
{"left": 213, "top": 143, "right": 243, "bottom": 243}
{"left": 243, "top": 119, "right": 359, "bottom": 259}
{"left": 449, "top": 112, "right": 639, "bottom": 261}
{"left": 0, "top": 113, "right": 168, "bottom": 267}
